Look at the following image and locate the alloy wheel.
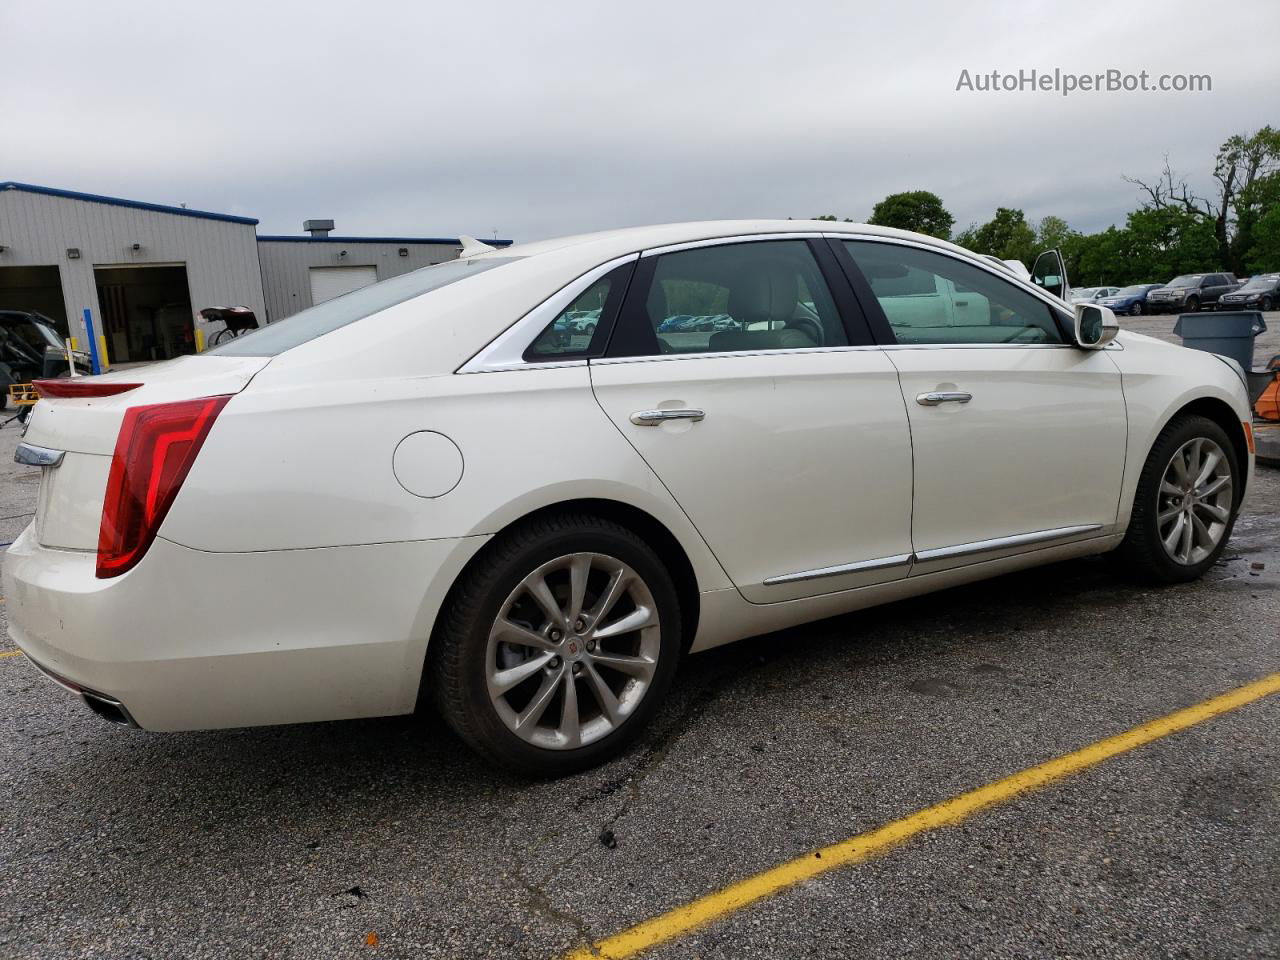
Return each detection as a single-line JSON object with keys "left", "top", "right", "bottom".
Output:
{"left": 1156, "top": 437, "right": 1233, "bottom": 566}
{"left": 485, "top": 552, "right": 661, "bottom": 750}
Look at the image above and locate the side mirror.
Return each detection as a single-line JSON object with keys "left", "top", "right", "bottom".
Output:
{"left": 1074, "top": 303, "right": 1119, "bottom": 349}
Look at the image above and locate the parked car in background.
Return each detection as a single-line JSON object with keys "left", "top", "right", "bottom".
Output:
{"left": 1146, "top": 273, "right": 1240, "bottom": 313}
{"left": 1069, "top": 286, "right": 1120, "bottom": 304}
{"left": 1097, "top": 283, "right": 1165, "bottom": 316}
{"left": 5, "top": 221, "right": 1256, "bottom": 776}
{"left": 1216, "top": 273, "right": 1280, "bottom": 311}
{"left": 0, "top": 309, "right": 90, "bottom": 407}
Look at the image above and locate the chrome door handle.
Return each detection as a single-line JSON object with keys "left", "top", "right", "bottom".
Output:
{"left": 916, "top": 391, "right": 972, "bottom": 406}
{"left": 629, "top": 408, "right": 706, "bottom": 426}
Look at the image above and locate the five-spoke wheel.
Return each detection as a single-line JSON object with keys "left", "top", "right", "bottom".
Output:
{"left": 486, "top": 552, "right": 661, "bottom": 750}
{"left": 1156, "top": 437, "right": 1233, "bottom": 566}
{"left": 429, "top": 514, "right": 681, "bottom": 776}
{"left": 1118, "top": 415, "right": 1240, "bottom": 583}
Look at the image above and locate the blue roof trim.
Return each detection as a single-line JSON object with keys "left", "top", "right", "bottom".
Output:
{"left": 0, "top": 181, "right": 259, "bottom": 225}
{"left": 257, "top": 235, "right": 513, "bottom": 246}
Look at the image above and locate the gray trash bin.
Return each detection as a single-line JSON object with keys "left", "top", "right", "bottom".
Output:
{"left": 1173, "top": 311, "right": 1267, "bottom": 371}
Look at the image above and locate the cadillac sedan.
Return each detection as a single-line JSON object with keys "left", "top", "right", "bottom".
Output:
{"left": 4, "top": 222, "right": 1255, "bottom": 776}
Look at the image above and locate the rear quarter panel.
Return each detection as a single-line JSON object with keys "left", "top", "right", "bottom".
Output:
{"left": 161, "top": 366, "right": 732, "bottom": 591}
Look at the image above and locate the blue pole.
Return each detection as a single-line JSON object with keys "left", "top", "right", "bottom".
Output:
{"left": 82, "top": 308, "right": 102, "bottom": 375}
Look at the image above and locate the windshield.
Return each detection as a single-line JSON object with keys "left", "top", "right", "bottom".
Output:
{"left": 0, "top": 316, "right": 65, "bottom": 351}
{"left": 1115, "top": 285, "right": 1150, "bottom": 296}
{"left": 210, "top": 257, "right": 519, "bottom": 357}
{"left": 1239, "top": 276, "right": 1278, "bottom": 292}
{"left": 1073, "top": 288, "right": 1099, "bottom": 298}
{"left": 1167, "top": 275, "right": 1203, "bottom": 287}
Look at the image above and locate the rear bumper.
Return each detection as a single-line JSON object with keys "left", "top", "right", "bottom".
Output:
{"left": 2, "top": 526, "right": 488, "bottom": 730}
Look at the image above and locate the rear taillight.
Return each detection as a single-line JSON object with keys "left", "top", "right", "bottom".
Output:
{"left": 96, "top": 395, "right": 231, "bottom": 579}
{"left": 33, "top": 380, "right": 142, "bottom": 399}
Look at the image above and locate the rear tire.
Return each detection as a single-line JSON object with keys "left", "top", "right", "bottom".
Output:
{"left": 428, "top": 513, "right": 682, "bottom": 777}
{"left": 1129, "top": 302, "right": 1144, "bottom": 316}
{"left": 1116, "top": 415, "right": 1239, "bottom": 584}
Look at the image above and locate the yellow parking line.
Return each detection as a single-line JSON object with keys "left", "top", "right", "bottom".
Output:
{"left": 565, "top": 672, "right": 1280, "bottom": 960}
{"left": 0, "top": 650, "right": 22, "bottom": 659}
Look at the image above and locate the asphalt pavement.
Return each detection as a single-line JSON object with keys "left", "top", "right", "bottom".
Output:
{"left": 0, "top": 339, "right": 1277, "bottom": 959}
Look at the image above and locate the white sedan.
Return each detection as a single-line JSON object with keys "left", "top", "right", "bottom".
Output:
{"left": 4, "top": 222, "right": 1255, "bottom": 775}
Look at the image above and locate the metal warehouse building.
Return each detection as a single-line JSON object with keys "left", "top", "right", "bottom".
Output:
{"left": 0, "top": 182, "right": 509, "bottom": 365}
{"left": 257, "top": 221, "right": 484, "bottom": 322}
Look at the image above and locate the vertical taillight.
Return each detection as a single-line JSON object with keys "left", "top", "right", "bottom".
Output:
{"left": 96, "top": 395, "right": 231, "bottom": 578}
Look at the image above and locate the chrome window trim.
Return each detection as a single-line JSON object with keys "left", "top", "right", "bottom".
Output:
{"left": 640, "top": 233, "right": 826, "bottom": 258}
{"left": 823, "top": 231, "right": 1078, "bottom": 330}
{"left": 456, "top": 253, "right": 638, "bottom": 374}
{"left": 913, "top": 524, "right": 1104, "bottom": 563}
{"left": 763, "top": 553, "right": 913, "bottom": 586}
{"left": 590, "top": 344, "right": 882, "bottom": 366}
{"left": 587, "top": 340, "right": 1115, "bottom": 367}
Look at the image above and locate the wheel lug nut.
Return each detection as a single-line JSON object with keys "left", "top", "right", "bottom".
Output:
{"left": 585, "top": 638, "right": 596, "bottom": 652}
{"left": 549, "top": 629, "right": 562, "bottom": 642}
{"left": 548, "top": 656, "right": 561, "bottom": 670}
{"left": 574, "top": 618, "right": 586, "bottom": 632}
{"left": 572, "top": 663, "right": 583, "bottom": 676}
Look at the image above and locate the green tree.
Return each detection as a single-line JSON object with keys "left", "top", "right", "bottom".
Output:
{"left": 866, "top": 191, "right": 954, "bottom": 239}
{"left": 1035, "top": 215, "right": 1074, "bottom": 252}
{"left": 813, "top": 214, "right": 853, "bottom": 222}
{"left": 1125, "top": 126, "right": 1280, "bottom": 274}
{"left": 955, "top": 207, "right": 1038, "bottom": 266}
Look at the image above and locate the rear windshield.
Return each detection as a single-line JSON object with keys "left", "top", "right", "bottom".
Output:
{"left": 210, "top": 257, "right": 519, "bottom": 357}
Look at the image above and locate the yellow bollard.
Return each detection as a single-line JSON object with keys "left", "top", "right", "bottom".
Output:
{"left": 194, "top": 328, "right": 206, "bottom": 353}
{"left": 97, "top": 335, "right": 110, "bottom": 371}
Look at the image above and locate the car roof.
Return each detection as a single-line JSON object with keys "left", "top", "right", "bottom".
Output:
{"left": 473, "top": 219, "right": 989, "bottom": 267}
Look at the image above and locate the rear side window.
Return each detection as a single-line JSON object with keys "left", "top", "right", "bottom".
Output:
{"left": 525, "top": 263, "right": 632, "bottom": 360}
{"left": 842, "top": 241, "right": 1065, "bottom": 345}
{"left": 210, "top": 257, "right": 518, "bottom": 357}
{"left": 608, "top": 240, "right": 847, "bottom": 357}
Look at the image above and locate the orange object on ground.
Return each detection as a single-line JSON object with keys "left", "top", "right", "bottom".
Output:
{"left": 1255, "top": 354, "right": 1280, "bottom": 422}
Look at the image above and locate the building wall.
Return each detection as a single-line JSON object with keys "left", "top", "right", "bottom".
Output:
{"left": 0, "top": 188, "right": 266, "bottom": 354}
{"left": 256, "top": 238, "right": 462, "bottom": 321}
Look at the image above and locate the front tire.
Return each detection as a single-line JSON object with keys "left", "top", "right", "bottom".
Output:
{"left": 1261, "top": 296, "right": 1274, "bottom": 312}
{"left": 1185, "top": 296, "right": 1200, "bottom": 312}
{"left": 1116, "top": 415, "right": 1239, "bottom": 584}
{"left": 428, "top": 513, "right": 682, "bottom": 776}
{"left": 1129, "top": 302, "right": 1144, "bottom": 316}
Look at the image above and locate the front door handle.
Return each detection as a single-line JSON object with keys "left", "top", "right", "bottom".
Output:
{"left": 630, "top": 408, "right": 706, "bottom": 426}
{"left": 916, "top": 391, "right": 972, "bottom": 406}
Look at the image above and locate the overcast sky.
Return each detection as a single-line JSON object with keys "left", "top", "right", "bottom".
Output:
{"left": 5, "top": 0, "right": 1278, "bottom": 242}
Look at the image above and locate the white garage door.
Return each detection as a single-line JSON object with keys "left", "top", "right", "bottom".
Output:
{"left": 309, "top": 265, "right": 378, "bottom": 305}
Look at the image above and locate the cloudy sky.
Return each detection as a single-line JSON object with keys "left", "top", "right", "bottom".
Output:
{"left": 5, "top": 0, "right": 1277, "bottom": 242}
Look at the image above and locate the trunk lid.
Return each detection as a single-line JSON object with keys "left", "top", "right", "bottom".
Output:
{"left": 21, "top": 356, "right": 271, "bottom": 551}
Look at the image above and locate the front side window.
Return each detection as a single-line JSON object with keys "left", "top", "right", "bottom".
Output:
{"left": 608, "top": 240, "right": 847, "bottom": 357}
{"left": 842, "top": 241, "right": 1065, "bottom": 345}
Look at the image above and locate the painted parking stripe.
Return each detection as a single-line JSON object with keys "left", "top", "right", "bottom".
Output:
{"left": 564, "top": 672, "right": 1280, "bottom": 960}
{"left": 0, "top": 650, "right": 21, "bottom": 659}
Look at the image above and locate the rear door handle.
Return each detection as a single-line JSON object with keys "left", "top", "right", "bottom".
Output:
{"left": 630, "top": 408, "right": 706, "bottom": 426}
{"left": 916, "top": 391, "right": 972, "bottom": 406}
